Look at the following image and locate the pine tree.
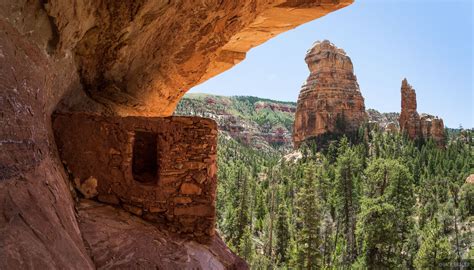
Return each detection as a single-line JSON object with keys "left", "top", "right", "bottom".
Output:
{"left": 239, "top": 226, "right": 254, "bottom": 263}
{"left": 275, "top": 202, "right": 290, "bottom": 265}
{"left": 334, "top": 137, "right": 361, "bottom": 266}
{"left": 356, "top": 198, "right": 398, "bottom": 269}
{"left": 233, "top": 166, "right": 252, "bottom": 247}
{"left": 415, "top": 218, "right": 454, "bottom": 269}
{"left": 295, "top": 162, "right": 322, "bottom": 269}
{"left": 357, "top": 158, "right": 415, "bottom": 267}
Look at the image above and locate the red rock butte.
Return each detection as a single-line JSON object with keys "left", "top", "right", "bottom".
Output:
{"left": 293, "top": 40, "right": 367, "bottom": 148}
{"left": 0, "top": 1, "right": 353, "bottom": 269}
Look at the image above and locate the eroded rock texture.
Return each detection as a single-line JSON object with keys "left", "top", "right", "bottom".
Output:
{"left": 0, "top": 16, "right": 93, "bottom": 269}
{"left": 420, "top": 114, "right": 446, "bottom": 146}
{"left": 399, "top": 79, "right": 445, "bottom": 146}
{"left": 0, "top": 0, "right": 353, "bottom": 268}
{"left": 399, "top": 79, "right": 422, "bottom": 139}
{"left": 78, "top": 200, "right": 247, "bottom": 269}
{"left": 48, "top": 0, "right": 353, "bottom": 116}
{"left": 293, "top": 40, "right": 367, "bottom": 148}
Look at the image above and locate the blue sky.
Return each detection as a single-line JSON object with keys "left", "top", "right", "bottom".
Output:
{"left": 190, "top": 0, "right": 473, "bottom": 128}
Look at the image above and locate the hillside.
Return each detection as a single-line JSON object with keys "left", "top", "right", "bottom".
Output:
{"left": 175, "top": 94, "right": 296, "bottom": 151}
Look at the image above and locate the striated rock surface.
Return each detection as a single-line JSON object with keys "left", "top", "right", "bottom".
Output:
{"left": 78, "top": 200, "right": 246, "bottom": 269}
{"left": 0, "top": 19, "right": 94, "bottom": 269}
{"left": 399, "top": 79, "right": 422, "bottom": 139}
{"left": 420, "top": 114, "right": 446, "bottom": 146}
{"left": 399, "top": 79, "right": 445, "bottom": 146}
{"left": 46, "top": 0, "right": 353, "bottom": 116}
{"left": 1, "top": 0, "right": 353, "bottom": 268}
{"left": 293, "top": 40, "right": 367, "bottom": 148}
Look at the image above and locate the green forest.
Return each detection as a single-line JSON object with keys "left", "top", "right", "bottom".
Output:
{"left": 216, "top": 127, "right": 473, "bottom": 269}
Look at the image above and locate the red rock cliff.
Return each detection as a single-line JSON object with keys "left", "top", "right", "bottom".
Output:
{"left": 399, "top": 79, "right": 445, "bottom": 146}
{"left": 0, "top": 1, "right": 353, "bottom": 268}
{"left": 293, "top": 40, "right": 367, "bottom": 148}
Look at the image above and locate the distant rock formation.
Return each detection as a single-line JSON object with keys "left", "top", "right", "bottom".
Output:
{"left": 366, "top": 109, "right": 400, "bottom": 132}
{"left": 293, "top": 40, "right": 367, "bottom": 148}
{"left": 399, "top": 79, "right": 422, "bottom": 139}
{"left": 175, "top": 94, "right": 295, "bottom": 151}
{"left": 399, "top": 79, "right": 445, "bottom": 146}
{"left": 420, "top": 114, "right": 446, "bottom": 146}
{"left": 255, "top": 101, "right": 296, "bottom": 113}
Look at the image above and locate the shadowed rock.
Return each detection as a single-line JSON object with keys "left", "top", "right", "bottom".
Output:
{"left": 0, "top": 0, "right": 353, "bottom": 268}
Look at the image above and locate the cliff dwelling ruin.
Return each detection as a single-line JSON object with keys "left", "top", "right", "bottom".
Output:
{"left": 0, "top": 0, "right": 354, "bottom": 268}
{"left": 53, "top": 113, "right": 218, "bottom": 236}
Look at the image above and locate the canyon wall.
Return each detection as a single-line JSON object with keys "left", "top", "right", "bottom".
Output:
{"left": 0, "top": 0, "right": 353, "bottom": 268}
{"left": 399, "top": 79, "right": 445, "bottom": 146}
{"left": 175, "top": 94, "right": 295, "bottom": 151}
{"left": 293, "top": 40, "right": 367, "bottom": 148}
{"left": 0, "top": 16, "right": 94, "bottom": 269}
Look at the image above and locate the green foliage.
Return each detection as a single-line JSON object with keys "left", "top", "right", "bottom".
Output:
{"left": 334, "top": 137, "right": 362, "bottom": 266}
{"left": 359, "top": 158, "right": 415, "bottom": 268}
{"left": 275, "top": 202, "right": 290, "bottom": 265}
{"left": 295, "top": 162, "right": 322, "bottom": 269}
{"left": 214, "top": 121, "right": 473, "bottom": 269}
{"left": 356, "top": 198, "right": 398, "bottom": 269}
{"left": 459, "top": 182, "right": 474, "bottom": 219}
{"left": 415, "top": 218, "right": 454, "bottom": 269}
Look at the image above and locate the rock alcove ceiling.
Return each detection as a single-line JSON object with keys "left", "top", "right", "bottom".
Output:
{"left": 0, "top": 0, "right": 352, "bottom": 268}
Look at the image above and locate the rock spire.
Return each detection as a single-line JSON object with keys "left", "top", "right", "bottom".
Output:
{"left": 399, "top": 78, "right": 445, "bottom": 146}
{"left": 293, "top": 40, "right": 367, "bottom": 148}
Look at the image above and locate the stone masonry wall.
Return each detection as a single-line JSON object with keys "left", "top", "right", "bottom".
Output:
{"left": 53, "top": 112, "right": 217, "bottom": 237}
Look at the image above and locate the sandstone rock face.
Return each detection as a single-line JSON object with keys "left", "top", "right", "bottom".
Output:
{"left": 78, "top": 200, "right": 247, "bottom": 269}
{"left": 399, "top": 79, "right": 422, "bottom": 139}
{"left": 399, "top": 79, "right": 445, "bottom": 146}
{"left": 47, "top": 0, "right": 353, "bottom": 116}
{"left": 420, "top": 114, "right": 446, "bottom": 146}
{"left": 0, "top": 17, "right": 94, "bottom": 269}
{"left": 293, "top": 40, "right": 367, "bottom": 148}
{"left": 466, "top": 174, "right": 474, "bottom": 184}
{"left": 0, "top": 0, "right": 353, "bottom": 268}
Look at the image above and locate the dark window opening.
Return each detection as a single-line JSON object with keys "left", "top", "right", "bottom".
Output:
{"left": 132, "top": 131, "right": 158, "bottom": 184}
